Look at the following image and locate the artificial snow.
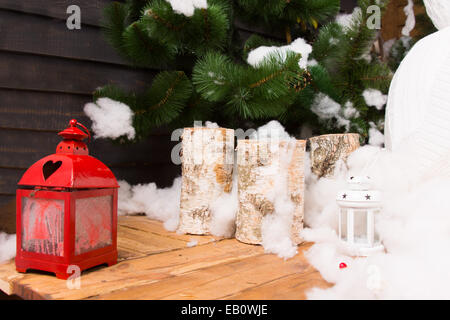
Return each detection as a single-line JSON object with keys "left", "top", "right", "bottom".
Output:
{"left": 204, "top": 121, "right": 219, "bottom": 129}
{"left": 209, "top": 174, "right": 238, "bottom": 238}
{"left": 118, "top": 178, "right": 182, "bottom": 231}
{"left": 0, "top": 232, "right": 16, "bottom": 262}
{"left": 311, "top": 93, "right": 341, "bottom": 120}
{"left": 84, "top": 98, "right": 136, "bottom": 140}
{"left": 382, "top": 38, "right": 397, "bottom": 59}
{"left": 303, "top": 142, "right": 450, "bottom": 299}
{"left": 342, "top": 101, "right": 360, "bottom": 119}
{"left": 402, "top": 0, "right": 416, "bottom": 37}
{"left": 311, "top": 93, "right": 350, "bottom": 131}
{"left": 363, "top": 89, "right": 387, "bottom": 110}
{"left": 187, "top": 239, "right": 198, "bottom": 247}
{"left": 368, "top": 123, "right": 385, "bottom": 147}
{"left": 335, "top": 7, "right": 361, "bottom": 29}
{"left": 247, "top": 38, "right": 313, "bottom": 69}
{"left": 249, "top": 120, "right": 291, "bottom": 140}
{"left": 307, "top": 59, "right": 318, "bottom": 67}
{"left": 165, "top": 0, "right": 207, "bottom": 17}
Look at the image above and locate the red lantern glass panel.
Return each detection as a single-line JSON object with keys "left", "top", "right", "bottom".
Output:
{"left": 21, "top": 197, "right": 65, "bottom": 256}
{"left": 75, "top": 195, "right": 113, "bottom": 255}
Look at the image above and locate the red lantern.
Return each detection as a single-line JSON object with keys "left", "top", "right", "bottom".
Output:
{"left": 15, "top": 119, "right": 118, "bottom": 279}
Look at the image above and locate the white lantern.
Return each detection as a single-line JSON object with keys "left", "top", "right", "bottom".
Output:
{"left": 336, "top": 176, "right": 384, "bottom": 256}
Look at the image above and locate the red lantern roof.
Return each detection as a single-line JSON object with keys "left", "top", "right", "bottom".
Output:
{"left": 18, "top": 119, "right": 119, "bottom": 189}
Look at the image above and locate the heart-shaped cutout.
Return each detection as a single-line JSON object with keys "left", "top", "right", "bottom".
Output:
{"left": 42, "top": 160, "right": 62, "bottom": 180}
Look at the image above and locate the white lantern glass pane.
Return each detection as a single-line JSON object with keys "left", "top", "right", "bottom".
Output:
{"left": 340, "top": 209, "right": 347, "bottom": 241}
{"left": 354, "top": 210, "right": 368, "bottom": 244}
{"left": 75, "top": 195, "right": 113, "bottom": 255}
{"left": 21, "top": 197, "right": 65, "bottom": 256}
{"left": 373, "top": 209, "right": 380, "bottom": 243}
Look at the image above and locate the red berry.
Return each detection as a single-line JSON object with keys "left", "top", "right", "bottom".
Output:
{"left": 339, "top": 262, "right": 347, "bottom": 269}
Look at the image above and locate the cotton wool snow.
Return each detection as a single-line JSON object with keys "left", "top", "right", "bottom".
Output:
{"left": 117, "top": 178, "right": 182, "bottom": 231}
{"left": 302, "top": 141, "right": 450, "bottom": 299}
{"left": 247, "top": 38, "right": 312, "bottom": 69}
{"left": 235, "top": 122, "right": 306, "bottom": 259}
{"left": 0, "top": 232, "right": 16, "bottom": 262}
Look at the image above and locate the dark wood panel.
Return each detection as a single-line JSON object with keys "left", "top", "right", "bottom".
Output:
{"left": 0, "top": 9, "right": 126, "bottom": 65}
{"left": 0, "top": 89, "right": 177, "bottom": 135}
{"left": 234, "top": 19, "right": 284, "bottom": 41}
{"left": 0, "top": 168, "right": 21, "bottom": 194}
{"left": 0, "top": 52, "right": 155, "bottom": 95}
{"left": 0, "top": 195, "right": 14, "bottom": 210}
{"left": 341, "top": 0, "right": 358, "bottom": 13}
{"left": 0, "top": 89, "right": 91, "bottom": 131}
{"left": 111, "top": 163, "right": 180, "bottom": 187}
{"left": 0, "top": 195, "right": 15, "bottom": 234}
{"left": 0, "top": 129, "right": 177, "bottom": 169}
{"left": 0, "top": 0, "right": 109, "bottom": 27}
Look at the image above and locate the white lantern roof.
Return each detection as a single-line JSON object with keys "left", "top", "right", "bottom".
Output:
{"left": 336, "top": 176, "right": 382, "bottom": 208}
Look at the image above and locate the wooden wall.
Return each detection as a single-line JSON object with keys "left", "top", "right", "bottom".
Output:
{"left": 0, "top": 0, "right": 181, "bottom": 209}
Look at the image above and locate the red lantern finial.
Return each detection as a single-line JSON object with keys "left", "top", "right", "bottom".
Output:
{"left": 56, "top": 119, "right": 91, "bottom": 155}
{"left": 69, "top": 119, "right": 78, "bottom": 127}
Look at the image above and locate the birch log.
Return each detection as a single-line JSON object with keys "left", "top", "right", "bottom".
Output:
{"left": 309, "top": 133, "right": 360, "bottom": 178}
{"left": 235, "top": 139, "right": 306, "bottom": 245}
{"left": 177, "top": 127, "right": 234, "bottom": 235}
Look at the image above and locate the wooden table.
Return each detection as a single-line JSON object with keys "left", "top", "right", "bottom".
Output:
{"left": 0, "top": 215, "right": 330, "bottom": 300}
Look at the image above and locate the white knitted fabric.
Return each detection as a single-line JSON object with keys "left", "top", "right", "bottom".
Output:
{"left": 424, "top": 0, "right": 450, "bottom": 30}
{"left": 385, "top": 26, "right": 450, "bottom": 178}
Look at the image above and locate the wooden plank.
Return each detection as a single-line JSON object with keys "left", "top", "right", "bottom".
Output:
{"left": 0, "top": 196, "right": 15, "bottom": 234}
{"left": 92, "top": 244, "right": 318, "bottom": 300}
{"left": 0, "top": 168, "right": 21, "bottom": 194}
{"left": 0, "top": 128, "right": 176, "bottom": 168}
{"left": 0, "top": 89, "right": 176, "bottom": 134}
{"left": 118, "top": 215, "right": 219, "bottom": 246}
{"left": 0, "top": 194, "right": 14, "bottom": 210}
{"left": 117, "top": 226, "right": 189, "bottom": 255}
{"left": 0, "top": 9, "right": 126, "bottom": 65}
{"left": 0, "top": 216, "right": 328, "bottom": 300}
{"left": 223, "top": 267, "right": 332, "bottom": 300}
{"left": 226, "top": 273, "right": 331, "bottom": 300}
{"left": 0, "top": 0, "right": 109, "bottom": 27}
{"left": 0, "top": 51, "right": 155, "bottom": 95}
{"left": 0, "top": 218, "right": 259, "bottom": 300}
{"left": 0, "top": 89, "right": 91, "bottom": 131}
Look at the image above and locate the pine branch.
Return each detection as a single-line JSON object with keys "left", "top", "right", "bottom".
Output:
{"left": 194, "top": 51, "right": 305, "bottom": 119}
{"left": 102, "top": 2, "right": 130, "bottom": 57}
{"left": 122, "top": 21, "right": 176, "bottom": 67}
